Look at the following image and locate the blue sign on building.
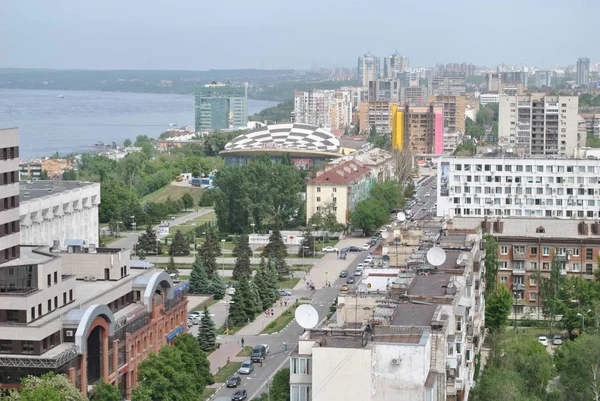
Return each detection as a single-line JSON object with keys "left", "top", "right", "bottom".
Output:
{"left": 166, "top": 325, "right": 185, "bottom": 341}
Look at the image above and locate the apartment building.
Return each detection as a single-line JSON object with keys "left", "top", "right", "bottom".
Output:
{"left": 436, "top": 156, "right": 600, "bottom": 219}
{"left": 580, "top": 113, "right": 600, "bottom": 137}
{"left": 290, "top": 230, "right": 485, "bottom": 401}
{"left": 194, "top": 83, "right": 247, "bottom": 131}
{"left": 479, "top": 93, "right": 499, "bottom": 107}
{"left": 487, "top": 73, "right": 500, "bottom": 92}
{"left": 428, "top": 76, "right": 466, "bottom": 97}
{"left": 19, "top": 158, "right": 73, "bottom": 180}
{"left": 368, "top": 79, "right": 401, "bottom": 102}
{"left": 20, "top": 181, "right": 100, "bottom": 247}
{"left": 0, "top": 128, "right": 20, "bottom": 264}
{"left": 532, "top": 70, "right": 552, "bottom": 88}
{"left": 400, "top": 86, "right": 429, "bottom": 105}
{"left": 429, "top": 96, "right": 467, "bottom": 133}
{"left": 340, "top": 86, "right": 368, "bottom": 111}
{"left": 358, "top": 53, "right": 380, "bottom": 87}
{"left": 306, "top": 160, "right": 375, "bottom": 225}
{"left": 383, "top": 52, "right": 409, "bottom": 78}
{"left": 450, "top": 217, "right": 600, "bottom": 318}
{"left": 577, "top": 57, "right": 590, "bottom": 87}
{"left": 358, "top": 101, "right": 399, "bottom": 133}
{"left": 391, "top": 104, "right": 444, "bottom": 154}
{"left": 294, "top": 90, "right": 352, "bottom": 130}
{"left": 498, "top": 94, "right": 580, "bottom": 156}
{"left": 328, "top": 147, "right": 395, "bottom": 183}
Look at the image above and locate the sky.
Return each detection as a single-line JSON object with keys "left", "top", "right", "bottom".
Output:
{"left": 0, "top": 0, "right": 597, "bottom": 71}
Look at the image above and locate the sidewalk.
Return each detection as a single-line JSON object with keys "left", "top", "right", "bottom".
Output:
{"left": 208, "top": 342, "right": 242, "bottom": 374}
{"left": 236, "top": 301, "right": 292, "bottom": 336}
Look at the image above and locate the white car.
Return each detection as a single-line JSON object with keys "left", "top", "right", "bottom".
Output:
{"left": 364, "top": 256, "right": 373, "bottom": 263}
{"left": 226, "top": 287, "right": 236, "bottom": 296}
{"left": 322, "top": 246, "right": 338, "bottom": 253}
{"left": 552, "top": 335, "right": 563, "bottom": 346}
{"left": 361, "top": 244, "right": 371, "bottom": 251}
{"left": 357, "top": 262, "right": 367, "bottom": 269}
{"left": 538, "top": 336, "right": 549, "bottom": 346}
{"left": 354, "top": 268, "right": 363, "bottom": 276}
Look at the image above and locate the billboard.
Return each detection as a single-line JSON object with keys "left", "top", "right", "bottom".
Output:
{"left": 440, "top": 161, "right": 450, "bottom": 197}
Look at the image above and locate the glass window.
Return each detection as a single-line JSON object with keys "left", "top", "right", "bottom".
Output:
{"left": 22, "top": 341, "right": 35, "bottom": 354}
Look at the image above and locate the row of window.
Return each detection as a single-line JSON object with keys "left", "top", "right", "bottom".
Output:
{"left": 0, "top": 171, "right": 18, "bottom": 186}
{"left": 500, "top": 246, "right": 595, "bottom": 259}
{"left": 0, "top": 221, "right": 19, "bottom": 238}
{"left": 0, "top": 196, "right": 18, "bottom": 212}
{"left": 453, "top": 163, "right": 595, "bottom": 174}
{"left": 452, "top": 208, "right": 600, "bottom": 218}
{"left": 453, "top": 174, "right": 600, "bottom": 186}
{"left": 1, "top": 146, "right": 18, "bottom": 161}
{"left": 316, "top": 187, "right": 337, "bottom": 193}
{"left": 452, "top": 188, "right": 598, "bottom": 198}
{"left": 498, "top": 261, "right": 595, "bottom": 275}
{"left": 0, "top": 246, "right": 19, "bottom": 264}
{"left": 30, "top": 289, "right": 74, "bottom": 322}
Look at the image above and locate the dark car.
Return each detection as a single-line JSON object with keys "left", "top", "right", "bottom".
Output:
{"left": 339, "top": 270, "right": 348, "bottom": 278}
{"left": 346, "top": 276, "right": 355, "bottom": 284}
{"left": 348, "top": 246, "right": 361, "bottom": 252}
{"left": 226, "top": 376, "right": 241, "bottom": 388}
{"left": 231, "top": 389, "right": 248, "bottom": 401}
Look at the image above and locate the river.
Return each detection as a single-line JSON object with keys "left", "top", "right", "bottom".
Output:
{"left": 0, "top": 89, "right": 278, "bottom": 160}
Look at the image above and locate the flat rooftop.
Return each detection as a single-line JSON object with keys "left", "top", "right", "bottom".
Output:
{"left": 408, "top": 274, "right": 452, "bottom": 298}
{"left": 20, "top": 180, "right": 98, "bottom": 202}
{"left": 391, "top": 303, "right": 438, "bottom": 327}
{"left": 0, "top": 246, "right": 57, "bottom": 267}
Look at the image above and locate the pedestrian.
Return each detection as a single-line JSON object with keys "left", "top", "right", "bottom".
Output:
{"left": 241, "top": 338, "right": 245, "bottom": 347}
{"left": 284, "top": 299, "right": 288, "bottom": 307}
{"left": 270, "top": 308, "right": 274, "bottom": 316}
{"left": 265, "top": 310, "right": 269, "bottom": 317}
{"left": 260, "top": 358, "right": 264, "bottom": 367}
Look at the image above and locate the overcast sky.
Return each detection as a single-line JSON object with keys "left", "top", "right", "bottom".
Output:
{"left": 0, "top": 0, "right": 597, "bottom": 70}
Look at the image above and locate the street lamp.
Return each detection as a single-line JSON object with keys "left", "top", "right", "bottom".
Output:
{"left": 156, "top": 240, "right": 161, "bottom": 263}
{"left": 131, "top": 215, "right": 136, "bottom": 233}
{"left": 311, "top": 224, "right": 316, "bottom": 258}
{"left": 191, "top": 223, "right": 196, "bottom": 251}
{"left": 221, "top": 239, "right": 226, "bottom": 277}
{"left": 117, "top": 221, "right": 123, "bottom": 237}
{"left": 513, "top": 291, "right": 519, "bottom": 332}
{"left": 577, "top": 309, "right": 592, "bottom": 333}
{"left": 251, "top": 223, "right": 256, "bottom": 234}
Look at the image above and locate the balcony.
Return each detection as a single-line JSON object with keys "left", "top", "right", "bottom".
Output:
{"left": 512, "top": 283, "right": 525, "bottom": 291}
{"left": 512, "top": 269, "right": 526, "bottom": 275}
{"left": 512, "top": 247, "right": 526, "bottom": 261}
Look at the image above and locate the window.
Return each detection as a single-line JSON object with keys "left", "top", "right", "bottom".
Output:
{"left": 456, "top": 342, "right": 462, "bottom": 354}
{"left": 530, "top": 292, "right": 537, "bottom": 301}
{"left": 586, "top": 264, "right": 594, "bottom": 275}
{"left": 332, "top": 188, "right": 336, "bottom": 193}
{"left": 316, "top": 187, "right": 321, "bottom": 193}
{"left": 0, "top": 340, "right": 11, "bottom": 353}
{"left": 31, "top": 307, "right": 35, "bottom": 320}
{"left": 63, "top": 292, "right": 67, "bottom": 305}
{"left": 21, "top": 341, "right": 34, "bottom": 354}
{"left": 47, "top": 274, "right": 51, "bottom": 287}
{"left": 500, "top": 276, "right": 507, "bottom": 284}
{"left": 53, "top": 271, "right": 58, "bottom": 284}
{"left": 291, "top": 357, "right": 311, "bottom": 374}
{"left": 573, "top": 248, "right": 580, "bottom": 256}
{"left": 316, "top": 197, "right": 320, "bottom": 202}
{"left": 530, "top": 247, "right": 538, "bottom": 256}
{"left": 48, "top": 299, "right": 52, "bottom": 311}
{"left": 54, "top": 296, "right": 58, "bottom": 309}
{"left": 500, "top": 261, "right": 508, "bottom": 269}
{"left": 543, "top": 262, "right": 549, "bottom": 270}
{"left": 586, "top": 249, "right": 594, "bottom": 260}
{"left": 69, "top": 290, "right": 73, "bottom": 302}
{"left": 543, "top": 247, "right": 550, "bottom": 256}
{"left": 573, "top": 263, "right": 580, "bottom": 272}
{"left": 290, "top": 386, "right": 311, "bottom": 401}
{"left": 6, "top": 310, "right": 19, "bottom": 322}
{"left": 530, "top": 262, "right": 538, "bottom": 270}
{"left": 529, "top": 277, "right": 537, "bottom": 286}
{"left": 500, "top": 246, "right": 508, "bottom": 255}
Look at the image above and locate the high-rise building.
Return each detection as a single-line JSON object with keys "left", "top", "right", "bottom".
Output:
{"left": 487, "top": 72, "right": 501, "bottom": 92}
{"left": 359, "top": 101, "right": 400, "bottom": 134}
{"left": 367, "top": 79, "right": 401, "bottom": 102}
{"left": 383, "top": 52, "right": 409, "bottom": 78}
{"left": 577, "top": 57, "right": 590, "bottom": 87}
{"left": 533, "top": 70, "right": 552, "bottom": 88}
{"left": 391, "top": 104, "right": 444, "bottom": 154}
{"left": 358, "top": 53, "right": 380, "bottom": 87}
{"left": 294, "top": 90, "right": 352, "bottom": 130}
{"left": 428, "top": 76, "right": 466, "bottom": 96}
{"left": 428, "top": 96, "right": 467, "bottom": 133}
{"left": 0, "top": 128, "right": 20, "bottom": 264}
{"left": 400, "top": 86, "right": 429, "bottom": 105}
{"left": 194, "top": 83, "right": 248, "bottom": 131}
{"left": 498, "top": 94, "right": 580, "bottom": 156}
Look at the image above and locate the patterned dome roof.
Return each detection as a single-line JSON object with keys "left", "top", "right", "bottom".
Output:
{"left": 224, "top": 123, "right": 340, "bottom": 153}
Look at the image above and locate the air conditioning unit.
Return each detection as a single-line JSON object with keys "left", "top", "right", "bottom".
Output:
{"left": 391, "top": 358, "right": 401, "bottom": 365}
{"left": 65, "top": 330, "right": 74, "bottom": 337}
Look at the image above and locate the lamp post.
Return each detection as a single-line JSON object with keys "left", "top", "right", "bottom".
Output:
{"left": 156, "top": 240, "right": 161, "bottom": 263}
{"left": 191, "top": 223, "right": 196, "bottom": 252}
{"left": 577, "top": 309, "right": 592, "bottom": 333}
{"left": 117, "top": 221, "right": 123, "bottom": 237}
{"left": 311, "top": 224, "right": 316, "bottom": 258}
{"left": 131, "top": 215, "right": 136, "bottom": 233}
{"left": 251, "top": 223, "right": 256, "bottom": 234}
{"left": 221, "top": 239, "right": 226, "bottom": 277}
{"left": 513, "top": 291, "right": 518, "bottom": 332}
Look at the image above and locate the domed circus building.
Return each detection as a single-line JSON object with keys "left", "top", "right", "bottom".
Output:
{"left": 220, "top": 123, "right": 343, "bottom": 169}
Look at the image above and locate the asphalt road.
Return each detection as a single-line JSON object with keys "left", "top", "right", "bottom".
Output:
{"left": 209, "top": 247, "right": 370, "bottom": 400}
{"left": 410, "top": 174, "right": 438, "bottom": 220}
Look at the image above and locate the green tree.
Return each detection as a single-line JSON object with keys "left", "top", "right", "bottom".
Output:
{"left": 555, "top": 334, "right": 600, "bottom": 401}
{"left": 350, "top": 199, "right": 388, "bottom": 236}
{"left": 485, "top": 284, "right": 513, "bottom": 332}
{"left": 198, "top": 306, "right": 217, "bottom": 352}
{"left": 199, "top": 230, "right": 222, "bottom": 276}
{"left": 62, "top": 169, "right": 77, "bottom": 180}
{"left": 556, "top": 276, "right": 597, "bottom": 337}
{"left": 208, "top": 271, "right": 226, "bottom": 300}
{"left": 169, "top": 230, "right": 190, "bottom": 256}
{"left": 232, "top": 235, "right": 252, "bottom": 280}
{"left": 165, "top": 254, "right": 179, "bottom": 276}
{"left": 198, "top": 188, "right": 219, "bottom": 207}
{"left": 132, "top": 344, "right": 203, "bottom": 401}
{"left": 472, "top": 368, "right": 527, "bottom": 401}
{"left": 90, "top": 379, "right": 121, "bottom": 401}
{"left": 228, "top": 278, "right": 260, "bottom": 327}
{"left": 173, "top": 333, "right": 213, "bottom": 385}
{"left": 298, "top": 227, "right": 315, "bottom": 257}
{"left": 181, "top": 192, "right": 194, "bottom": 211}
{"left": 262, "top": 229, "right": 289, "bottom": 278}
{"left": 403, "top": 182, "right": 416, "bottom": 198}
{"left": 7, "top": 372, "right": 87, "bottom": 401}
{"left": 137, "top": 225, "right": 162, "bottom": 255}
{"left": 533, "top": 252, "right": 563, "bottom": 335}
{"left": 39, "top": 170, "right": 49, "bottom": 180}
{"left": 257, "top": 368, "right": 291, "bottom": 401}
{"left": 308, "top": 201, "right": 344, "bottom": 233}
{"left": 370, "top": 181, "right": 404, "bottom": 212}
{"left": 123, "top": 138, "right": 132, "bottom": 147}
{"left": 265, "top": 257, "right": 280, "bottom": 302}
{"left": 189, "top": 254, "right": 211, "bottom": 294}
{"left": 484, "top": 235, "right": 499, "bottom": 296}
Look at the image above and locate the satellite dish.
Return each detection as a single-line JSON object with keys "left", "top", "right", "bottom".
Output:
{"left": 426, "top": 247, "right": 447, "bottom": 267}
{"left": 382, "top": 231, "right": 389, "bottom": 239}
{"left": 382, "top": 255, "right": 390, "bottom": 262}
{"left": 506, "top": 147, "right": 514, "bottom": 153}
{"left": 367, "top": 283, "right": 372, "bottom": 289}
{"left": 295, "top": 304, "right": 319, "bottom": 329}
{"left": 396, "top": 212, "right": 406, "bottom": 222}
{"left": 487, "top": 148, "right": 493, "bottom": 153}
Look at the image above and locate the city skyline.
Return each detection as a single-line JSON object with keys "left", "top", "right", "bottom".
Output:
{"left": 1, "top": 0, "right": 598, "bottom": 71}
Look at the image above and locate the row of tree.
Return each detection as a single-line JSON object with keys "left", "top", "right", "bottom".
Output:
{"left": 136, "top": 226, "right": 191, "bottom": 257}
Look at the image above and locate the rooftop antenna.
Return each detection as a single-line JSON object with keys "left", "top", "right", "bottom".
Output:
{"left": 295, "top": 304, "right": 319, "bottom": 330}
{"left": 426, "top": 247, "right": 447, "bottom": 268}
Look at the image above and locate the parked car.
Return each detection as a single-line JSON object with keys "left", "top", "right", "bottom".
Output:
{"left": 231, "top": 389, "right": 248, "bottom": 401}
{"left": 322, "top": 246, "right": 338, "bottom": 253}
{"left": 348, "top": 246, "right": 361, "bottom": 252}
{"left": 379, "top": 227, "right": 387, "bottom": 232}
{"left": 361, "top": 244, "right": 371, "bottom": 251}
{"left": 187, "top": 318, "right": 194, "bottom": 328}
{"left": 354, "top": 268, "right": 363, "bottom": 276}
{"left": 552, "top": 335, "right": 563, "bottom": 346}
{"left": 339, "top": 270, "right": 348, "bottom": 278}
{"left": 238, "top": 360, "right": 254, "bottom": 375}
{"left": 226, "top": 376, "right": 242, "bottom": 388}
{"left": 279, "top": 289, "right": 292, "bottom": 296}
{"left": 188, "top": 311, "right": 203, "bottom": 318}
{"left": 356, "top": 262, "right": 367, "bottom": 269}
{"left": 346, "top": 276, "right": 355, "bottom": 284}
{"left": 341, "top": 285, "right": 349, "bottom": 291}
{"left": 227, "top": 287, "right": 236, "bottom": 296}
{"left": 364, "top": 256, "right": 373, "bottom": 263}
{"left": 251, "top": 344, "right": 269, "bottom": 362}
{"left": 538, "top": 336, "right": 549, "bottom": 346}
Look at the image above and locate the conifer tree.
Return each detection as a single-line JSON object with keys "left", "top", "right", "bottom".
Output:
{"left": 197, "top": 306, "right": 217, "bottom": 352}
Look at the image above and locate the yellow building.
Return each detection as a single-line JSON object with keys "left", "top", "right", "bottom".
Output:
{"left": 391, "top": 105, "right": 404, "bottom": 150}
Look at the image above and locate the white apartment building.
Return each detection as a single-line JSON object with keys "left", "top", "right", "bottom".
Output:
{"left": 383, "top": 53, "right": 409, "bottom": 78}
{"left": 294, "top": 90, "right": 352, "bottom": 130}
{"left": 358, "top": 53, "right": 380, "bottom": 87}
{"left": 290, "top": 231, "right": 485, "bottom": 401}
{"left": 498, "top": 94, "right": 581, "bottom": 156}
{"left": 0, "top": 128, "right": 20, "bottom": 264}
{"left": 478, "top": 93, "right": 499, "bottom": 107}
{"left": 20, "top": 181, "right": 100, "bottom": 247}
{"left": 428, "top": 77, "right": 466, "bottom": 97}
{"left": 436, "top": 156, "right": 600, "bottom": 220}
{"left": 340, "top": 86, "right": 368, "bottom": 111}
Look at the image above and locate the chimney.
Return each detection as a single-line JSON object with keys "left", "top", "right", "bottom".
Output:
{"left": 578, "top": 221, "right": 588, "bottom": 235}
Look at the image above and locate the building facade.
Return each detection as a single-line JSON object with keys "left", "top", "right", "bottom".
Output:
{"left": 306, "top": 160, "right": 375, "bottom": 225}
{"left": 436, "top": 156, "right": 600, "bottom": 219}
{"left": 479, "top": 93, "right": 499, "bottom": 107}
{"left": 19, "top": 159, "right": 73, "bottom": 180}
{"left": 400, "top": 86, "right": 429, "bottom": 105}
{"left": 487, "top": 73, "right": 500, "bottom": 92}
{"left": 383, "top": 53, "right": 409, "bottom": 78}
{"left": 428, "top": 76, "right": 466, "bottom": 97}
{"left": 194, "top": 83, "right": 248, "bottom": 131}
{"left": 391, "top": 104, "right": 444, "bottom": 154}
{"left": 294, "top": 90, "right": 352, "bottom": 130}
{"left": 429, "top": 96, "right": 467, "bottom": 134}
{"left": 358, "top": 53, "right": 380, "bottom": 87}
{"left": 358, "top": 101, "right": 399, "bottom": 134}
{"left": 533, "top": 70, "right": 552, "bottom": 88}
{"left": 498, "top": 94, "right": 580, "bottom": 156}
{"left": 577, "top": 57, "right": 590, "bottom": 87}
{"left": 0, "top": 128, "right": 20, "bottom": 265}
{"left": 19, "top": 181, "right": 100, "bottom": 247}
{"left": 368, "top": 79, "right": 401, "bottom": 102}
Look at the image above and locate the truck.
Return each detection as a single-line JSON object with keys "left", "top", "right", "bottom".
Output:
{"left": 250, "top": 344, "right": 269, "bottom": 362}
{"left": 191, "top": 178, "right": 201, "bottom": 187}
{"left": 175, "top": 175, "right": 184, "bottom": 182}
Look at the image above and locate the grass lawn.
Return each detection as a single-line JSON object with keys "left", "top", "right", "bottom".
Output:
{"left": 100, "top": 235, "right": 124, "bottom": 246}
{"left": 236, "top": 346, "right": 253, "bottom": 357}
{"left": 279, "top": 277, "right": 300, "bottom": 289}
{"left": 213, "top": 361, "right": 242, "bottom": 383}
{"left": 140, "top": 183, "right": 205, "bottom": 205}
{"left": 200, "top": 387, "right": 216, "bottom": 400}
{"left": 261, "top": 304, "right": 298, "bottom": 334}
{"left": 170, "top": 212, "right": 217, "bottom": 236}
{"left": 192, "top": 298, "right": 219, "bottom": 310}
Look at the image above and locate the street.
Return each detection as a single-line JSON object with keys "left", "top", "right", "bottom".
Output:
{"left": 410, "top": 171, "right": 437, "bottom": 220}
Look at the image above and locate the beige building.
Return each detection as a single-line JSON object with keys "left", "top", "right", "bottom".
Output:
{"left": 358, "top": 101, "right": 399, "bottom": 134}
{"left": 404, "top": 104, "right": 444, "bottom": 154}
{"left": 429, "top": 96, "right": 467, "bottom": 133}
{"left": 0, "top": 128, "right": 20, "bottom": 264}
{"left": 498, "top": 94, "right": 581, "bottom": 156}
{"left": 19, "top": 158, "right": 73, "bottom": 180}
